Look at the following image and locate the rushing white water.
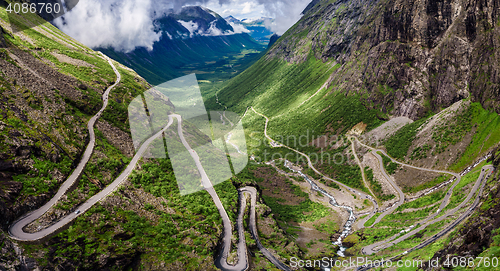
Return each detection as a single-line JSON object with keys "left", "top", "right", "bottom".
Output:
{"left": 283, "top": 160, "right": 355, "bottom": 257}
{"left": 226, "top": 132, "right": 246, "bottom": 155}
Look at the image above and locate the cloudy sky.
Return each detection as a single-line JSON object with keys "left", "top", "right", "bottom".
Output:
{"left": 206, "top": 0, "right": 310, "bottom": 34}
{"left": 54, "top": 0, "right": 311, "bottom": 52}
{"left": 205, "top": 0, "right": 265, "bottom": 19}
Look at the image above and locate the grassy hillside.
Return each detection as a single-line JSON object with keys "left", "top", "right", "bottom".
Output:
{"left": 210, "top": 0, "right": 500, "bottom": 176}
{"left": 383, "top": 101, "right": 500, "bottom": 172}
{"left": 212, "top": 55, "right": 384, "bottom": 138}
{"left": 0, "top": 5, "right": 276, "bottom": 270}
{"left": 99, "top": 33, "right": 266, "bottom": 88}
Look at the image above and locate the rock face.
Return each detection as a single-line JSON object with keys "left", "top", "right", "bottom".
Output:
{"left": 0, "top": 26, "right": 7, "bottom": 48}
{"left": 268, "top": 34, "right": 280, "bottom": 48}
{"left": 158, "top": 6, "right": 235, "bottom": 39}
{"left": 268, "top": 0, "right": 500, "bottom": 119}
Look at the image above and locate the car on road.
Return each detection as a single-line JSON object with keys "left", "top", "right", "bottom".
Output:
{"left": 75, "top": 210, "right": 81, "bottom": 215}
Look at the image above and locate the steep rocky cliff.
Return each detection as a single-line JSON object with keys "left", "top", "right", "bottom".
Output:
{"left": 266, "top": 0, "right": 500, "bottom": 119}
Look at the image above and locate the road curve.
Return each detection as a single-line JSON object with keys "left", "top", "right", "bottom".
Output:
{"left": 357, "top": 166, "right": 494, "bottom": 270}
{"left": 172, "top": 115, "right": 290, "bottom": 270}
{"left": 9, "top": 54, "right": 121, "bottom": 241}
{"left": 244, "top": 106, "right": 495, "bottom": 265}
{"left": 350, "top": 145, "right": 406, "bottom": 229}
{"left": 250, "top": 108, "right": 378, "bottom": 208}
{"left": 354, "top": 137, "right": 463, "bottom": 228}
{"left": 170, "top": 115, "right": 248, "bottom": 271}
{"left": 348, "top": 137, "right": 376, "bottom": 198}
{"left": 355, "top": 138, "right": 461, "bottom": 181}
{"left": 368, "top": 150, "right": 405, "bottom": 226}
{"left": 239, "top": 187, "right": 291, "bottom": 271}
{"left": 250, "top": 107, "right": 379, "bottom": 228}
{"left": 362, "top": 165, "right": 494, "bottom": 255}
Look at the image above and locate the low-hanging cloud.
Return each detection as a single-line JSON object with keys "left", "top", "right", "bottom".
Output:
{"left": 54, "top": 0, "right": 161, "bottom": 52}
{"left": 54, "top": 0, "right": 310, "bottom": 52}
{"left": 256, "top": 0, "right": 309, "bottom": 35}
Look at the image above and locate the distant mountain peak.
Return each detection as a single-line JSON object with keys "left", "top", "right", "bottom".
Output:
{"left": 176, "top": 6, "right": 221, "bottom": 21}
{"left": 224, "top": 15, "right": 241, "bottom": 24}
{"left": 155, "top": 6, "right": 237, "bottom": 40}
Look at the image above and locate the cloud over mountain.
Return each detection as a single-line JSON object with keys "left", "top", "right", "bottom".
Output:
{"left": 54, "top": 0, "right": 309, "bottom": 52}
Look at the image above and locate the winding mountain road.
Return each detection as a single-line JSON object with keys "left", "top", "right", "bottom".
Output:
{"left": 11, "top": 61, "right": 491, "bottom": 270}
{"left": 368, "top": 151, "right": 405, "bottom": 225}
{"left": 239, "top": 187, "right": 291, "bottom": 271}
{"left": 354, "top": 137, "right": 464, "bottom": 228}
{"left": 9, "top": 80, "right": 286, "bottom": 269}
{"left": 362, "top": 165, "right": 493, "bottom": 255}
{"left": 249, "top": 107, "right": 379, "bottom": 246}
{"left": 169, "top": 114, "right": 248, "bottom": 271}
{"left": 244, "top": 105, "right": 495, "bottom": 268}
{"left": 356, "top": 133, "right": 494, "bottom": 256}
{"left": 349, "top": 140, "right": 407, "bottom": 228}
{"left": 250, "top": 108, "right": 378, "bottom": 212}
{"left": 173, "top": 114, "right": 290, "bottom": 271}
{"left": 348, "top": 137, "right": 376, "bottom": 198}
{"left": 9, "top": 53, "right": 121, "bottom": 241}
{"left": 358, "top": 166, "right": 494, "bottom": 270}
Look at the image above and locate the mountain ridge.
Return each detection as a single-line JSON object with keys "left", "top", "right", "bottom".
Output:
{"left": 218, "top": 0, "right": 500, "bottom": 122}
{"left": 98, "top": 6, "right": 266, "bottom": 86}
{"left": 159, "top": 6, "right": 237, "bottom": 40}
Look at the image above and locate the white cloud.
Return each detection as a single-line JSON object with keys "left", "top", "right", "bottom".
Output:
{"left": 205, "top": 0, "right": 264, "bottom": 19}
{"left": 205, "top": 0, "right": 310, "bottom": 35}
{"left": 228, "top": 22, "right": 251, "bottom": 33}
{"left": 54, "top": 0, "right": 161, "bottom": 53}
{"left": 258, "top": 0, "right": 310, "bottom": 35}
{"left": 54, "top": 0, "right": 311, "bottom": 52}
{"left": 241, "top": 2, "right": 254, "bottom": 14}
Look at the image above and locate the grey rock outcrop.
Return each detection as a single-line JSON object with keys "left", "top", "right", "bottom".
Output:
{"left": 268, "top": 0, "right": 500, "bottom": 118}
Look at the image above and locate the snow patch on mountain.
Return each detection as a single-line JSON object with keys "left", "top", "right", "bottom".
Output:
{"left": 178, "top": 20, "right": 199, "bottom": 37}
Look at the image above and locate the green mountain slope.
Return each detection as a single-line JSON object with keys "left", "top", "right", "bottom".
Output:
{"left": 0, "top": 5, "right": 289, "bottom": 271}
{"left": 207, "top": 0, "right": 500, "bottom": 263}
{"left": 213, "top": 0, "right": 500, "bottom": 172}
{"left": 98, "top": 7, "right": 266, "bottom": 86}
{"left": 99, "top": 33, "right": 264, "bottom": 86}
